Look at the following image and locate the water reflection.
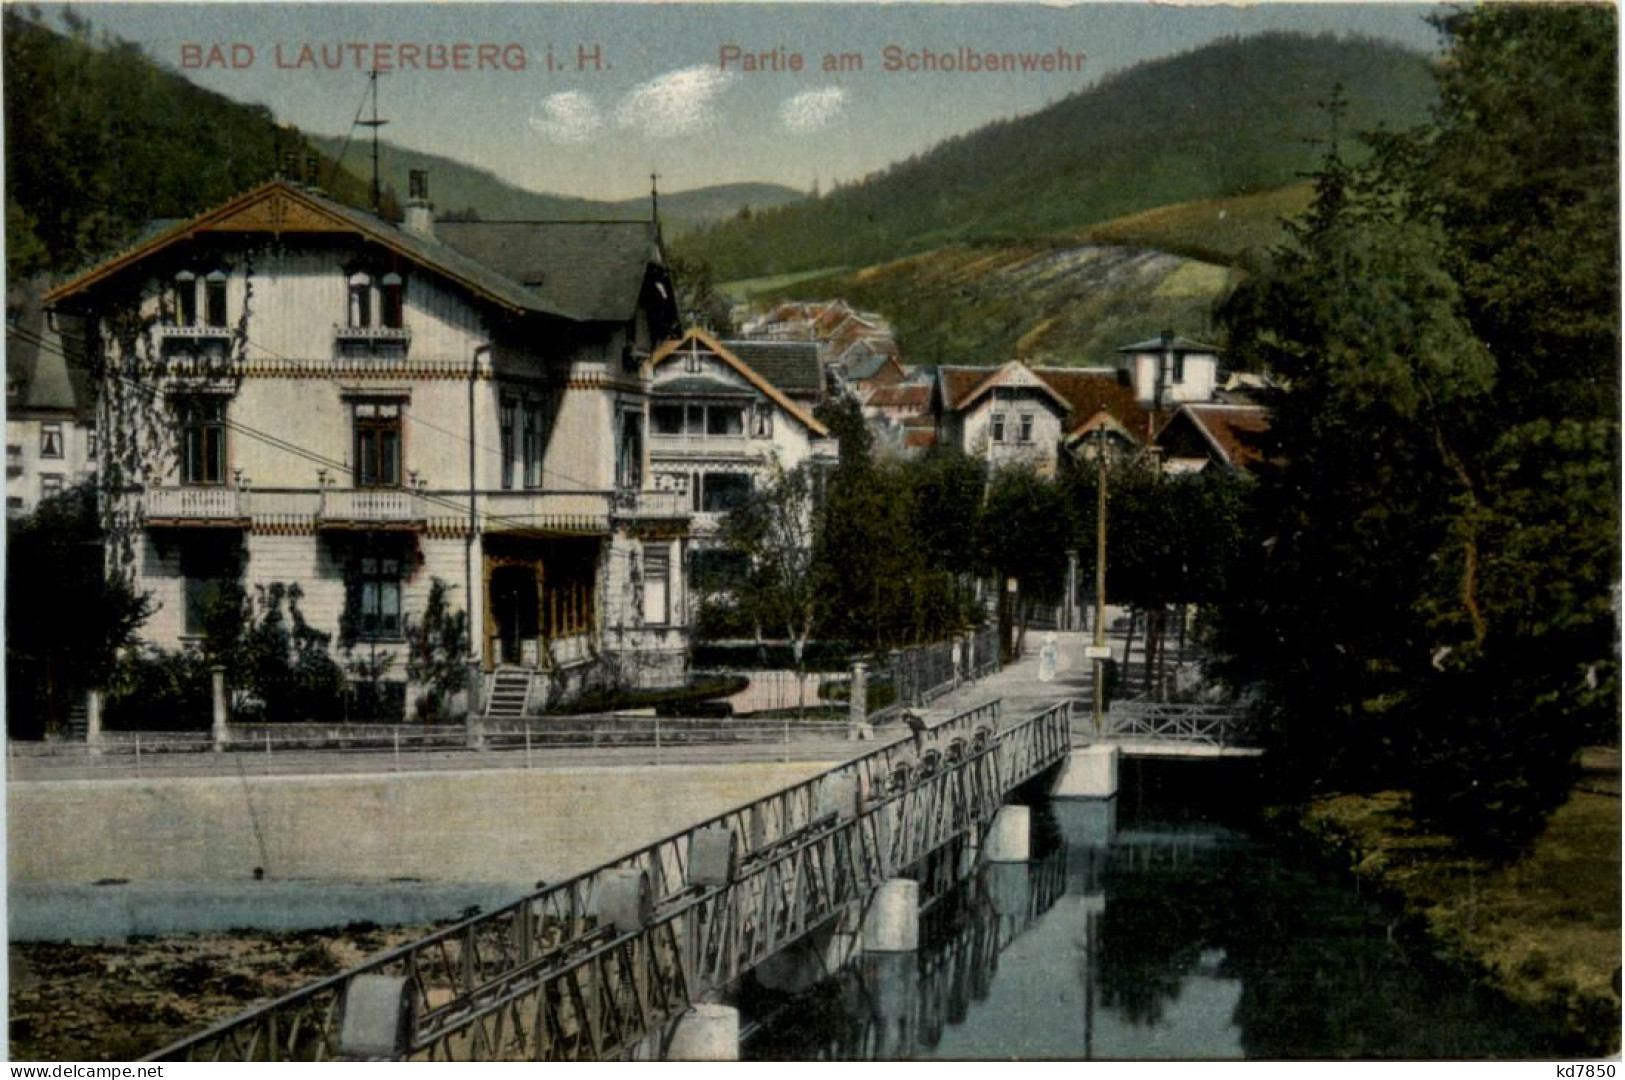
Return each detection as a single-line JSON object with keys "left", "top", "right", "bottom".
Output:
{"left": 743, "top": 781, "right": 1566, "bottom": 1060}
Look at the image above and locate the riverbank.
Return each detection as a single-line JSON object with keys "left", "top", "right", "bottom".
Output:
{"left": 1298, "top": 759, "right": 1621, "bottom": 1056}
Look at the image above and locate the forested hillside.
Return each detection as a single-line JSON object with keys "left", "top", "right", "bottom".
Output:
{"left": 3, "top": 9, "right": 377, "bottom": 280}
{"left": 307, "top": 134, "right": 803, "bottom": 233}
{"left": 676, "top": 32, "right": 1435, "bottom": 280}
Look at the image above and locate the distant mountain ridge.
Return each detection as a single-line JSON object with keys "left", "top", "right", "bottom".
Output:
{"left": 675, "top": 32, "right": 1437, "bottom": 280}
{"left": 307, "top": 135, "right": 804, "bottom": 231}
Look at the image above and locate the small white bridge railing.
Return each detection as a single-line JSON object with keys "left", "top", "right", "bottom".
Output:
{"left": 1074, "top": 698, "right": 1252, "bottom": 749}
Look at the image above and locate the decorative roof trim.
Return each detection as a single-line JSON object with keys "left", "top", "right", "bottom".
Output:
{"left": 44, "top": 180, "right": 534, "bottom": 316}
{"left": 650, "top": 328, "right": 830, "bottom": 438}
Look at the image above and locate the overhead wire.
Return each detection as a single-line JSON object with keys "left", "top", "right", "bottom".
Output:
{"left": 9, "top": 324, "right": 649, "bottom": 535}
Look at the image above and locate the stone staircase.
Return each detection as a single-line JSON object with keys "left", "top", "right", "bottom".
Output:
{"left": 484, "top": 668, "right": 534, "bottom": 719}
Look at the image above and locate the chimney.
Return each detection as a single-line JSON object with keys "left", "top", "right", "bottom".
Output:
{"left": 304, "top": 155, "right": 323, "bottom": 191}
{"left": 1154, "top": 330, "right": 1175, "bottom": 412}
{"left": 404, "top": 169, "right": 434, "bottom": 237}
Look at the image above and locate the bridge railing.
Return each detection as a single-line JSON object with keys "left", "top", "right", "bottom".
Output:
{"left": 148, "top": 697, "right": 1071, "bottom": 1062}
{"left": 1073, "top": 699, "right": 1251, "bottom": 747}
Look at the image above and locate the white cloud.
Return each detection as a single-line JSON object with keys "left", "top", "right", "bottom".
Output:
{"left": 528, "top": 92, "right": 601, "bottom": 144}
{"left": 615, "top": 66, "right": 738, "bottom": 137}
{"left": 779, "top": 87, "right": 849, "bottom": 133}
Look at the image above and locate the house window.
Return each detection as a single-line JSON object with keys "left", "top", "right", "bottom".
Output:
{"left": 752, "top": 404, "right": 774, "bottom": 438}
{"left": 380, "top": 273, "right": 404, "bottom": 329}
{"left": 348, "top": 272, "right": 373, "bottom": 328}
{"left": 181, "top": 543, "right": 238, "bottom": 637}
{"left": 652, "top": 404, "right": 685, "bottom": 435}
{"left": 354, "top": 401, "right": 402, "bottom": 487}
{"left": 618, "top": 412, "right": 644, "bottom": 489}
{"left": 1018, "top": 414, "right": 1034, "bottom": 443}
{"left": 355, "top": 555, "right": 404, "bottom": 639}
{"left": 172, "top": 271, "right": 197, "bottom": 326}
{"left": 706, "top": 406, "right": 744, "bottom": 436}
{"left": 500, "top": 398, "right": 517, "bottom": 490}
{"left": 39, "top": 422, "right": 63, "bottom": 459}
{"left": 204, "top": 271, "right": 228, "bottom": 328}
{"left": 523, "top": 400, "right": 545, "bottom": 488}
{"left": 642, "top": 543, "right": 670, "bottom": 625}
{"left": 39, "top": 473, "right": 64, "bottom": 501}
{"left": 85, "top": 424, "right": 97, "bottom": 459}
{"left": 178, "top": 398, "right": 227, "bottom": 485}
{"left": 701, "top": 472, "right": 752, "bottom": 512}
{"left": 991, "top": 413, "right": 1007, "bottom": 443}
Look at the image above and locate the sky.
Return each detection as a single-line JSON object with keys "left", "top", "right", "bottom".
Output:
{"left": 38, "top": 2, "right": 1443, "bottom": 202}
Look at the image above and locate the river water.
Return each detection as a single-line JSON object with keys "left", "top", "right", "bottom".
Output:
{"left": 739, "top": 759, "right": 1566, "bottom": 1061}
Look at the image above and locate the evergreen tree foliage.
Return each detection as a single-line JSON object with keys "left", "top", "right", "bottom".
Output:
{"left": 1212, "top": 7, "right": 1619, "bottom": 854}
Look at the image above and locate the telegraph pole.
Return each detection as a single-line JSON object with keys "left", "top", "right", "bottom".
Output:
{"left": 1091, "top": 434, "right": 1109, "bottom": 732}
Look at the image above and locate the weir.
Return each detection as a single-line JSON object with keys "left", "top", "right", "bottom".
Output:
{"left": 148, "top": 697, "right": 1073, "bottom": 1062}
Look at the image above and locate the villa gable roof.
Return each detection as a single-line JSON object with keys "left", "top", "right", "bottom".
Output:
{"left": 650, "top": 328, "right": 830, "bottom": 437}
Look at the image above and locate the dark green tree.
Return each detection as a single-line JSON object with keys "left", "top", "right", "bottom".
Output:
{"left": 5, "top": 483, "right": 152, "bottom": 738}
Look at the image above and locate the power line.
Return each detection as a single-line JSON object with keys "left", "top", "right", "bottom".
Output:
{"left": 10, "top": 326, "right": 637, "bottom": 534}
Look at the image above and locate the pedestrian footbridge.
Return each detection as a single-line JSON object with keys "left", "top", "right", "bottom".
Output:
{"left": 149, "top": 697, "right": 1074, "bottom": 1063}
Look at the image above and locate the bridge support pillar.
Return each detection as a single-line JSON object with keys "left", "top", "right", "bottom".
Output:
{"left": 862, "top": 877, "right": 919, "bottom": 952}
{"left": 984, "top": 805, "right": 1031, "bottom": 863}
{"left": 984, "top": 860, "right": 1032, "bottom": 919}
{"left": 862, "top": 951, "right": 920, "bottom": 1059}
{"left": 1049, "top": 745, "right": 1118, "bottom": 799}
{"left": 666, "top": 1003, "right": 739, "bottom": 1061}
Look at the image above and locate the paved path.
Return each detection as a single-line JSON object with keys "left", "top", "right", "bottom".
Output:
{"left": 917, "top": 631, "right": 1095, "bottom": 726}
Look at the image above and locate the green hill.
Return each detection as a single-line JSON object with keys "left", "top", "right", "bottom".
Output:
{"left": 3, "top": 9, "right": 380, "bottom": 280}
{"left": 756, "top": 240, "right": 1237, "bottom": 370}
{"left": 676, "top": 32, "right": 1435, "bottom": 281}
{"left": 308, "top": 135, "right": 803, "bottom": 234}
{"left": 741, "top": 182, "right": 1322, "bottom": 368}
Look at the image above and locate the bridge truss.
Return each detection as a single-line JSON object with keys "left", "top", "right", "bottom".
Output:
{"left": 150, "top": 698, "right": 1072, "bottom": 1062}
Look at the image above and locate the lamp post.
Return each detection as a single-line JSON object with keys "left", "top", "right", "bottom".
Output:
{"left": 1091, "top": 430, "right": 1109, "bottom": 733}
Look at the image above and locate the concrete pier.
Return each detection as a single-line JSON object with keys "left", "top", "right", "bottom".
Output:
{"left": 666, "top": 1003, "right": 739, "bottom": 1061}
{"left": 1050, "top": 745, "right": 1119, "bottom": 799}
{"left": 862, "top": 878, "right": 920, "bottom": 952}
{"left": 984, "top": 804, "right": 1031, "bottom": 862}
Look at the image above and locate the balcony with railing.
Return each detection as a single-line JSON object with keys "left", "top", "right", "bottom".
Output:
{"left": 480, "top": 490, "right": 612, "bottom": 535}
{"left": 610, "top": 488, "right": 692, "bottom": 522}
{"left": 334, "top": 325, "right": 411, "bottom": 360}
{"left": 143, "top": 485, "right": 249, "bottom": 525}
{"left": 317, "top": 486, "right": 426, "bottom": 530}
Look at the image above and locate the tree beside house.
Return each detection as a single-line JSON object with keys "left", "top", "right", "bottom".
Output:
{"left": 44, "top": 173, "right": 690, "bottom": 718}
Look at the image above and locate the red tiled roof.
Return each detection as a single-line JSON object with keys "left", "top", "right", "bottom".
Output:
{"left": 1033, "top": 368, "right": 1161, "bottom": 443}
{"left": 864, "top": 382, "right": 931, "bottom": 409}
{"left": 903, "top": 427, "right": 938, "bottom": 449}
{"left": 1178, "top": 404, "right": 1272, "bottom": 467}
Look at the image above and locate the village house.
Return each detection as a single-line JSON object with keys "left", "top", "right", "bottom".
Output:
{"left": 1153, "top": 402, "right": 1272, "bottom": 473}
{"left": 6, "top": 284, "right": 96, "bottom": 517}
{"left": 932, "top": 361, "right": 1158, "bottom": 475}
{"left": 647, "top": 328, "right": 837, "bottom": 535}
{"left": 44, "top": 173, "right": 691, "bottom": 715}
{"left": 1116, "top": 331, "right": 1223, "bottom": 409}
